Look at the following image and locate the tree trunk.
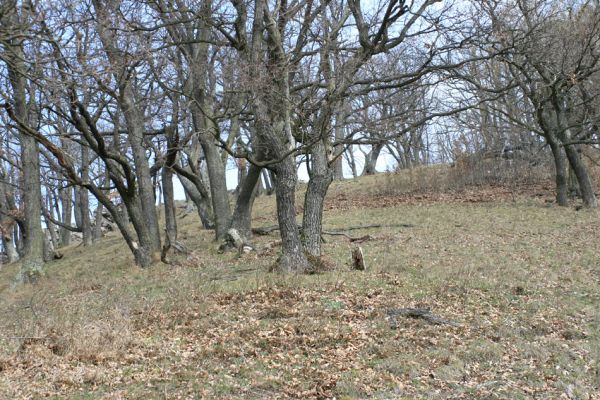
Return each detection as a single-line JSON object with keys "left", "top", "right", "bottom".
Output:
{"left": 3, "top": 233, "right": 19, "bottom": 263}
{"left": 161, "top": 165, "right": 178, "bottom": 258}
{"left": 230, "top": 162, "right": 262, "bottom": 241}
{"left": 563, "top": 143, "right": 597, "bottom": 207}
{"left": 302, "top": 141, "right": 333, "bottom": 256}
{"left": 79, "top": 147, "right": 92, "bottom": 246}
{"left": 5, "top": 31, "right": 45, "bottom": 283}
{"left": 568, "top": 165, "right": 580, "bottom": 198}
{"left": 547, "top": 137, "right": 569, "bottom": 206}
{"left": 273, "top": 158, "right": 310, "bottom": 273}
{"left": 93, "top": 201, "right": 104, "bottom": 241}
{"left": 120, "top": 193, "right": 156, "bottom": 267}
{"left": 545, "top": 133, "right": 569, "bottom": 207}
{"left": 46, "top": 220, "right": 60, "bottom": 252}
{"left": 346, "top": 146, "right": 358, "bottom": 178}
{"left": 190, "top": 106, "right": 231, "bottom": 239}
{"left": 59, "top": 186, "right": 72, "bottom": 246}
{"left": 178, "top": 174, "right": 214, "bottom": 229}
{"left": 262, "top": 169, "right": 274, "bottom": 195}
{"left": 332, "top": 106, "right": 345, "bottom": 180}
{"left": 202, "top": 140, "right": 231, "bottom": 238}
{"left": 93, "top": 0, "right": 162, "bottom": 259}
{"left": 362, "top": 142, "right": 384, "bottom": 176}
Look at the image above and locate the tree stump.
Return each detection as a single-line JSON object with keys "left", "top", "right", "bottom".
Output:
{"left": 351, "top": 246, "right": 366, "bottom": 270}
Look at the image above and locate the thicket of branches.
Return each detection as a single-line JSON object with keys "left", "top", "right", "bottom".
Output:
{"left": 0, "top": 0, "right": 598, "bottom": 282}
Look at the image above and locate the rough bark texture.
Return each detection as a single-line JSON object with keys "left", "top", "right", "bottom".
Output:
{"left": 547, "top": 138, "right": 569, "bottom": 206}
{"left": 161, "top": 165, "right": 178, "bottom": 259}
{"left": 3, "top": 235, "right": 19, "bottom": 263}
{"left": 302, "top": 141, "right": 333, "bottom": 256}
{"left": 59, "top": 186, "right": 72, "bottom": 246}
{"left": 79, "top": 146, "right": 92, "bottom": 246}
{"left": 197, "top": 130, "right": 231, "bottom": 239}
{"left": 230, "top": 162, "right": 262, "bottom": 241}
{"left": 93, "top": 0, "right": 162, "bottom": 261}
{"left": 4, "top": 25, "right": 45, "bottom": 283}
{"left": 563, "top": 143, "right": 597, "bottom": 208}
{"left": 332, "top": 106, "right": 345, "bottom": 180}
{"left": 178, "top": 174, "right": 214, "bottom": 229}
{"left": 0, "top": 175, "right": 19, "bottom": 263}
{"left": 273, "top": 158, "right": 309, "bottom": 273}
{"left": 93, "top": 202, "right": 104, "bottom": 242}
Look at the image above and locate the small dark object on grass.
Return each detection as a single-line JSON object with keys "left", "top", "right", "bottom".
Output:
{"left": 386, "top": 307, "right": 461, "bottom": 328}
{"left": 513, "top": 286, "right": 526, "bottom": 295}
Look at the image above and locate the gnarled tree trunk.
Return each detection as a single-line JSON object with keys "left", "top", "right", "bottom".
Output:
{"left": 230, "top": 162, "right": 262, "bottom": 241}
{"left": 3, "top": 18, "right": 45, "bottom": 282}
{"left": 302, "top": 141, "right": 333, "bottom": 256}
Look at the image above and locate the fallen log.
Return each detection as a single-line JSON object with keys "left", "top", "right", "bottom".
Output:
{"left": 252, "top": 223, "right": 414, "bottom": 237}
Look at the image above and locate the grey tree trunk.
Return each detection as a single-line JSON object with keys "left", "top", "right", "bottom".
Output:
{"left": 121, "top": 92, "right": 162, "bottom": 253}
{"left": 59, "top": 186, "right": 72, "bottom": 246}
{"left": 190, "top": 105, "right": 231, "bottom": 239}
{"left": 262, "top": 170, "right": 274, "bottom": 195}
{"left": 230, "top": 162, "right": 262, "bottom": 241}
{"left": 362, "top": 143, "right": 384, "bottom": 175}
{"left": 93, "top": 202, "right": 104, "bottom": 242}
{"left": 3, "top": 234, "right": 19, "bottom": 263}
{"left": 4, "top": 25, "right": 45, "bottom": 283}
{"left": 555, "top": 107, "right": 597, "bottom": 208}
{"left": 547, "top": 138, "right": 569, "bottom": 207}
{"left": 0, "top": 174, "right": 19, "bottom": 263}
{"left": 161, "top": 165, "right": 178, "bottom": 259}
{"left": 563, "top": 143, "right": 597, "bottom": 207}
{"left": 302, "top": 141, "right": 333, "bottom": 256}
{"left": 79, "top": 146, "right": 92, "bottom": 246}
{"left": 45, "top": 215, "right": 60, "bottom": 252}
{"left": 273, "top": 158, "right": 309, "bottom": 273}
{"left": 177, "top": 172, "right": 214, "bottom": 229}
{"left": 332, "top": 106, "right": 345, "bottom": 180}
{"left": 346, "top": 147, "right": 359, "bottom": 178}
{"left": 568, "top": 165, "right": 581, "bottom": 198}
{"left": 93, "top": 0, "right": 162, "bottom": 263}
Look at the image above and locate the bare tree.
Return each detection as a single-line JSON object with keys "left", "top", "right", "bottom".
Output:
{"left": 0, "top": 2, "right": 45, "bottom": 282}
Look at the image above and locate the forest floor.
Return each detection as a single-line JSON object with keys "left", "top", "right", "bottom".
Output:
{"left": 0, "top": 170, "right": 599, "bottom": 399}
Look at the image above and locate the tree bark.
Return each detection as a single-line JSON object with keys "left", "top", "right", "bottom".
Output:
{"left": 178, "top": 173, "right": 214, "bottom": 229}
{"left": 93, "top": 201, "right": 104, "bottom": 242}
{"left": 3, "top": 234, "right": 19, "bottom": 263}
{"left": 302, "top": 141, "right": 333, "bottom": 256}
{"left": 362, "top": 142, "right": 384, "bottom": 175}
{"left": 547, "top": 135, "right": 569, "bottom": 206}
{"left": 563, "top": 143, "right": 597, "bottom": 207}
{"left": 332, "top": 106, "right": 345, "bottom": 180}
{"left": 92, "top": 0, "right": 162, "bottom": 261}
{"left": 230, "top": 162, "right": 262, "bottom": 241}
{"left": 273, "top": 158, "right": 309, "bottom": 273}
{"left": 79, "top": 146, "right": 92, "bottom": 246}
{"left": 161, "top": 165, "right": 178, "bottom": 259}
{"left": 4, "top": 22, "right": 45, "bottom": 283}
{"left": 59, "top": 185, "right": 72, "bottom": 246}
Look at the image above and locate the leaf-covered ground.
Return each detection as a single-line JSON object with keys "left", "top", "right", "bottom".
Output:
{"left": 0, "top": 174, "right": 599, "bottom": 399}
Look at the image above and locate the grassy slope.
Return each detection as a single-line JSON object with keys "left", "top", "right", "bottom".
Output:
{"left": 0, "top": 173, "right": 599, "bottom": 399}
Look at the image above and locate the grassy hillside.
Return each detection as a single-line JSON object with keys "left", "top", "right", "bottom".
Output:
{"left": 0, "top": 172, "right": 599, "bottom": 399}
